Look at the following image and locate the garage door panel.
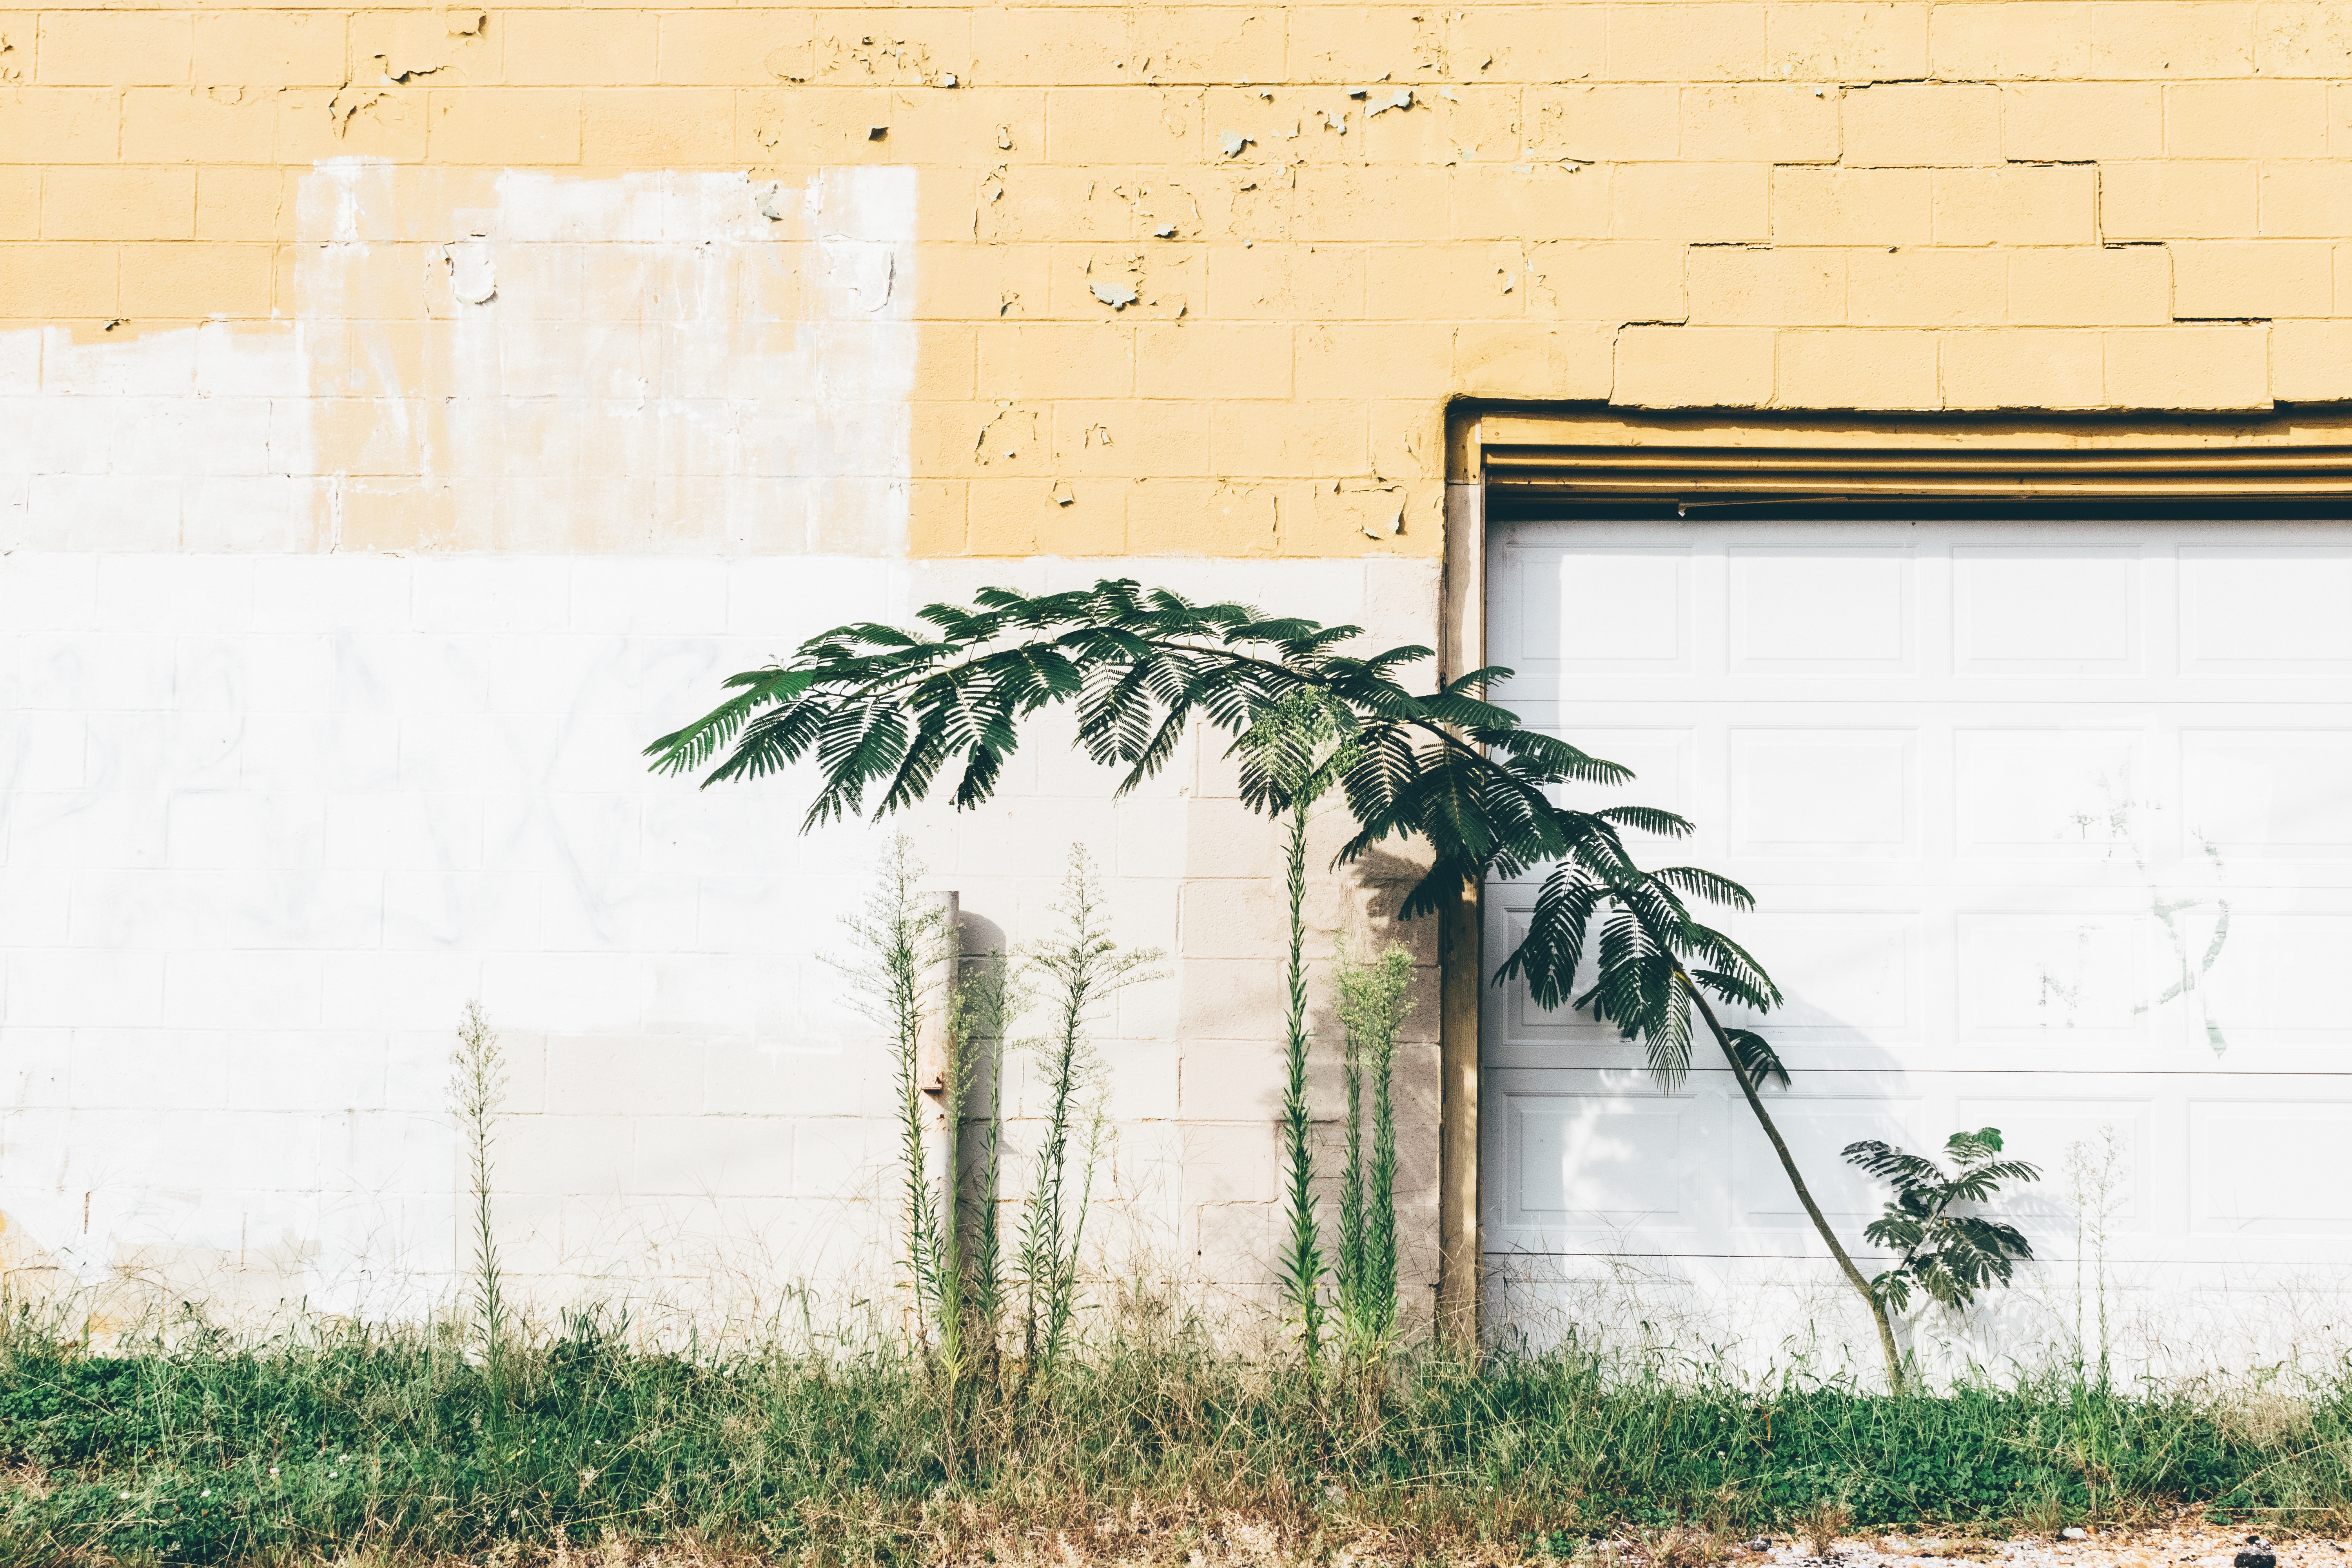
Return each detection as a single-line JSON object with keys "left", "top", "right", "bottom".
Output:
{"left": 1500, "top": 544, "right": 1693, "bottom": 676}
{"left": 1729, "top": 546, "right": 1915, "bottom": 671}
{"left": 1504, "top": 1091, "right": 1695, "bottom": 1229}
{"left": 2190, "top": 1100, "right": 2352, "bottom": 1232}
{"left": 1723, "top": 910, "right": 1919, "bottom": 1037}
{"left": 1954, "top": 909, "right": 2153, "bottom": 1040}
{"left": 1729, "top": 728, "right": 1919, "bottom": 858}
{"left": 1486, "top": 517, "right": 2352, "bottom": 1310}
{"left": 2181, "top": 547, "right": 2352, "bottom": 669}
{"left": 2199, "top": 912, "right": 2352, "bottom": 1038}
{"left": 1945, "top": 1095, "right": 2152, "bottom": 1236}
{"left": 2183, "top": 730, "right": 2352, "bottom": 853}
{"left": 1954, "top": 729, "right": 2146, "bottom": 857}
{"left": 1952, "top": 545, "right": 2144, "bottom": 670}
{"left": 1731, "top": 1093, "right": 1927, "bottom": 1225}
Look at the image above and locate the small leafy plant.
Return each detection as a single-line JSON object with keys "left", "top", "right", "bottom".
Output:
{"left": 1842, "top": 1128, "right": 2042, "bottom": 1315}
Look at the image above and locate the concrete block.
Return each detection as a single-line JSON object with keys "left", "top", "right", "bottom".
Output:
{"left": 2090, "top": 2, "right": 2253, "bottom": 78}
{"left": 1045, "top": 87, "right": 1201, "bottom": 163}
{"left": 1203, "top": 243, "right": 1364, "bottom": 321}
{"left": 1612, "top": 325, "right": 1775, "bottom": 407}
{"left": 0, "top": 90, "right": 123, "bottom": 168}
{"left": 1528, "top": 85, "right": 1679, "bottom": 162}
{"left": 2002, "top": 84, "right": 2162, "bottom": 162}
{"left": 501, "top": 1112, "right": 634, "bottom": 1196}
{"left": 2103, "top": 324, "right": 2269, "bottom": 408}
{"left": 1178, "top": 1038, "right": 1287, "bottom": 1122}
{"left": 1680, "top": 84, "right": 1840, "bottom": 162}
{"left": 1932, "top": 166, "right": 2097, "bottom": 247}
{"left": 1767, "top": 3, "right": 1930, "bottom": 78}
{"left": 481, "top": 951, "right": 648, "bottom": 1034}
{"left": 225, "top": 1031, "right": 392, "bottom": 1115}
{"left": 1848, "top": 249, "right": 2006, "bottom": 327}
{"left": 162, "top": 949, "right": 323, "bottom": 1030}
{"left": 167, "top": 790, "right": 326, "bottom": 871}
{"left": 1178, "top": 878, "right": 1284, "bottom": 960}
{"left": 276, "top": 87, "right": 430, "bottom": 165}
{"left": 426, "top": 88, "right": 584, "bottom": 165}
{"left": 1524, "top": 240, "right": 1693, "bottom": 322}
{"left": 577, "top": 89, "right": 737, "bottom": 164}
{"left": 634, "top": 1114, "right": 797, "bottom": 1198}
{"left": 2103, "top": 162, "right": 2257, "bottom": 240}
{"left": 2167, "top": 81, "right": 2329, "bottom": 158}
{"left": 970, "top": 7, "right": 1127, "bottom": 86}
{"left": 2172, "top": 241, "right": 2333, "bottom": 319}
{"left": 1607, "top": 4, "right": 1767, "bottom": 80}
{"left": 1367, "top": 243, "right": 1526, "bottom": 320}
{"left": 234, "top": 714, "right": 396, "bottom": 796}
{"left": 1135, "top": 323, "right": 1292, "bottom": 399}
{"left": 1612, "top": 163, "right": 1768, "bottom": 242}
{"left": 2009, "top": 247, "right": 2172, "bottom": 327}
{"left": 1772, "top": 166, "right": 1931, "bottom": 247}
{"left": 69, "top": 1029, "right": 233, "bottom": 1112}
{"left": 1931, "top": 1, "right": 2092, "bottom": 77}
{"left": 655, "top": 13, "right": 812, "bottom": 86}
{"left": 36, "top": 12, "right": 191, "bottom": 86}
{"left": 1177, "top": 957, "right": 1285, "bottom": 1038}
{"left": 1451, "top": 5, "right": 1606, "bottom": 80}
{"left": 0, "top": 245, "right": 120, "bottom": 324}
{"left": 1451, "top": 163, "right": 1610, "bottom": 244}
{"left": 1208, "top": 398, "right": 1371, "bottom": 478}
{"left": 318, "top": 950, "right": 486, "bottom": 1033}
{"left": 1132, "top": 7, "right": 1285, "bottom": 84}
{"left": 1687, "top": 247, "right": 1844, "bottom": 327}
{"left": 789, "top": 1116, "right": 892, "bottom": 1203}
{"left": 1288, "top": 5, "right": 1446, "bottom": 82}
{"left": 1450, "top": 321, "right": 1617, "bottom": 400}
{"left": 1844, "top": 83, "right": 2000, "bottom": 165}
{"left": 2258, "top": 162, "right": 2352, "bottom": 238}
{"left": 2271, "top": 319, "right": 2352, "bottom": 401}
{"left": 193, "top": 13, "right": 347, "bottom": 88}
{"left": 41, "top": 168, "right": 195, "bottom": 243}
{"left": 1296, "top": 322, "right": 1453, "bottom": 399}
{"left": 1180, "top": 1120, "right": 1278, "bottom": 1204}
{"left": 1773, "top": 328, "right": 1939, "bottom": 410}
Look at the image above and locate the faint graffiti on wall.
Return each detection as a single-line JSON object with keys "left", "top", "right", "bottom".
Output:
{"left": 2061, "top": 791, "right": 2232, "bottom": 1056}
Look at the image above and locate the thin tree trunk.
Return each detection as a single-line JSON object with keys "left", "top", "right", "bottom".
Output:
{"left": 1686, "top": 986, "right": 1906, "bottom": 1394}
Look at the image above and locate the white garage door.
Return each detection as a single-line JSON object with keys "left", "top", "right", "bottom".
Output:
{"left": 1483, "top": 516, "right": 2352, "bottom": 1365}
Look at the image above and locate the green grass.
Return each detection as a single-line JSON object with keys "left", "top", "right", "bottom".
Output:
{"left": 2, "top": 1299, "right": 2348, "bottom": 1565}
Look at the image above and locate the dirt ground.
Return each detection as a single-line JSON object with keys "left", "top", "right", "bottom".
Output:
{"left": 1751, "top": 1529, "right": 2344, "bottom": 1568}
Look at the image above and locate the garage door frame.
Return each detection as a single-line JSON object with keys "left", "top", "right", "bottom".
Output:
{"left": 1434, "top": 404, "right": 2352, "bottom": 1339}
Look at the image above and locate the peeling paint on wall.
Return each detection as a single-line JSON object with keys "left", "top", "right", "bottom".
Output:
{"left": 1, "top": 163, "right": 919, "bottom": 556}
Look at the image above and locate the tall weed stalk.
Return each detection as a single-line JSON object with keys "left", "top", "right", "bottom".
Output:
{"left": 1334, "top": 942, "right": 1415, "bottom": 1357}
{"left": 448, "top": 1000, "right": 507, "bottom": 1378}
{"left": 1246, "top": 690, "right": 1354, "bottom": 1356}
{"left": 838, "top": 837, "right": 960, "bottom": 1359}
{"left": 1016, "top": 848, "right": 1160, "bottom": 1390}
{"left": 957, "top": 948, "right": 1021, "bottom": 1372}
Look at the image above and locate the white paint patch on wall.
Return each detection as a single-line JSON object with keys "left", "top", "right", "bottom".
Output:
{"left": 0, "top": 163, "right": 919, "bottom": 556}
{"left": 0, "top": 553, "right": 902, "bottom": 1316}
{"left": 0, "top": 552, "right": 1446, "bottom": 1326}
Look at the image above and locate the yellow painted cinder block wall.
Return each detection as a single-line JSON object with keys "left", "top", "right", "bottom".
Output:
{"left": 9, "top": 2, "right": 2347, "bottom": 561}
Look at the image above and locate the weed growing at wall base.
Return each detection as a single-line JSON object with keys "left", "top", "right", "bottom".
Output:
{"left": 5, "top": 1300, "right": 2352, "bottom": 1565}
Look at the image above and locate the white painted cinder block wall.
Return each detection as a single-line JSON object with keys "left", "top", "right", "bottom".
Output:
{"left": 0, "top": 159, "right": 1446, "bottom": 1332}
